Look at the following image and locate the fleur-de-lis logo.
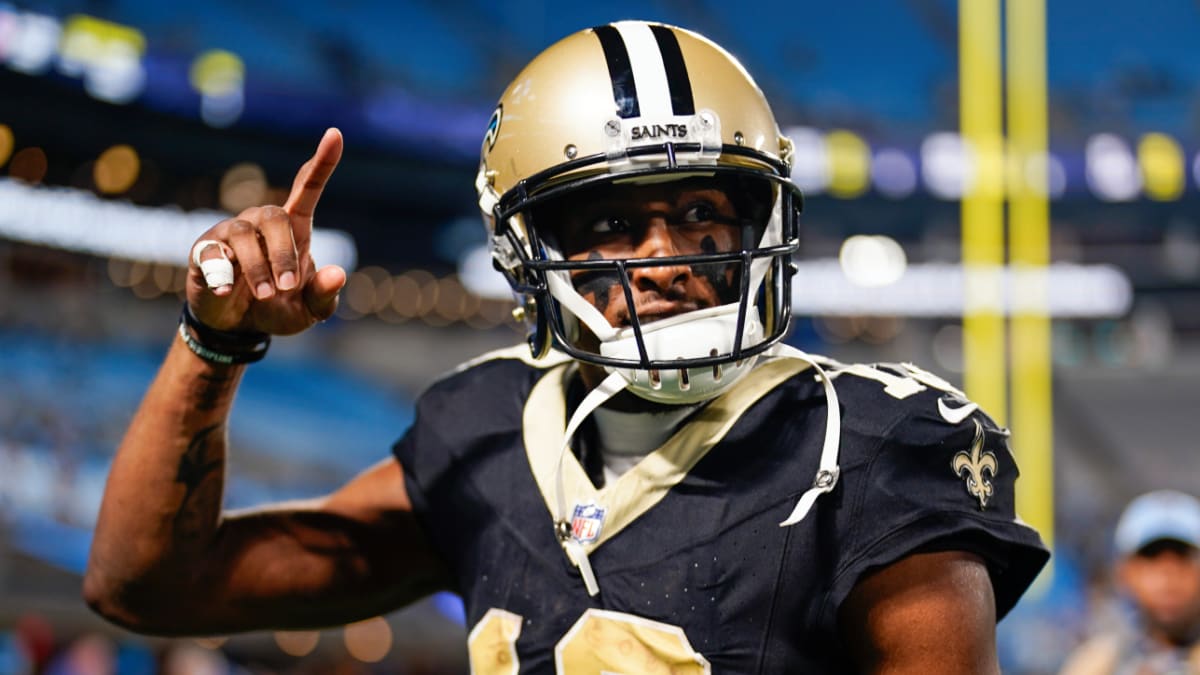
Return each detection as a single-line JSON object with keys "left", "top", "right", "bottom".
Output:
{"left": 952, "top": 420, "right": 998, "bottom": 510}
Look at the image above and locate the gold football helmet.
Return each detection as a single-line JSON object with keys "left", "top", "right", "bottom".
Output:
{"left": 476, "top": 20, "right": 801, "bottom": 404}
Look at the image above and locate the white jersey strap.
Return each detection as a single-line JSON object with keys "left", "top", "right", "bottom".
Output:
{"left": 767, "top": 343, "right": 843, "bottom": 527}
{"left": 554, "top": 369, "right": 627, "bottom": 596}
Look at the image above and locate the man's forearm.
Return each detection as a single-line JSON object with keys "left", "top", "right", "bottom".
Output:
{"left": 86, "top": 337, "right": 244, "bottom": 601}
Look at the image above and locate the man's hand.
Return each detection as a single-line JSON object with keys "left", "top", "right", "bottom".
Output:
{"left": 188, "top": 128, "right": 347, "bottom": 335}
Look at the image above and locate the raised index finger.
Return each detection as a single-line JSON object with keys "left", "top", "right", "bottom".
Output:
{"left": 284, "top": 127, "right": 343, "bottom": 251}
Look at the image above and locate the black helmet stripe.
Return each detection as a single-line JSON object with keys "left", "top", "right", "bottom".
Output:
{"left": 593, "top": 24, "right": 640, "bottom": 118}
{"left": 648, "top": 24, "right": 695, "bottom": 116}
{"left": 593, "top": 22, "right": 695, "bottom": 119}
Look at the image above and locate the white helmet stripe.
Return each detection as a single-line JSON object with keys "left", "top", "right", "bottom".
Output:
{"left": 612, "top": 21, "right": 675, "bottom": 119}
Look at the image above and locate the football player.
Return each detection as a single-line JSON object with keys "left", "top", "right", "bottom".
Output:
{"left": 85, "top": 21, "right": 1048, "bottom": 673}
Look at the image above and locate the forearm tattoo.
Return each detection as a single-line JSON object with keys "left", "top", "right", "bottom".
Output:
{"left": 173, "top": 423, "right": 223, "bottom": 535}
{"left": 193, "top": 371, "right": 237, "bottom": 412}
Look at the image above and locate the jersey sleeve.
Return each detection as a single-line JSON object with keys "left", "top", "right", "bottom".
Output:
{"left": 391, "top": 404, "right": 440, "bottom": 551}
{"left": 820, "top": 372, "right": 1049, "bottom": 628}
{"left": 390, "top": 379, "right": 465, "bottom": 592}
{"left": 389, "top": 353, "right": 555, "bottom": 595}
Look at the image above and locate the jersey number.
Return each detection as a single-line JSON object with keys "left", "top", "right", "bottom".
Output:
{"left": 826, "top": 362, "right": 964, "bottom": 399}
{"left": 468, "top": 608, "right": 711, "bottom": 674}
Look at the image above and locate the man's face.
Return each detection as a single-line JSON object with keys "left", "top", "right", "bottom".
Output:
{"left": 1119, "top": 540, "right": 1200, "bottom": 640}
{"left": 537, "top": 177, "right": 760, "bottom": 330}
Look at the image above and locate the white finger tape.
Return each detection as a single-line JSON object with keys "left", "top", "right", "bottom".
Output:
{"left": 200, "top": 258, "right": 234, "bottom": 288}
{"left": 192, "top": 239, "right": 234, "bottom": 288}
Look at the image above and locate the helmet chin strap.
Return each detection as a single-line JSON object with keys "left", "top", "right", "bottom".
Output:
{"left": 546, "top": 272, "right": 618, "bottom": 343}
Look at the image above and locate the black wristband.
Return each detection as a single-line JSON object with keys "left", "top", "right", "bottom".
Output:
{"left": 178, "top": 303, "right": 270, "bottom": 365}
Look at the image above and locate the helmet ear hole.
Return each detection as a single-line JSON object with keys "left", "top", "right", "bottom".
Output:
{"left": 525, "top": 295, "right": 554, "bottom": 359}
{"left": 725, "top": 174, "right": 774, "bottom": 228}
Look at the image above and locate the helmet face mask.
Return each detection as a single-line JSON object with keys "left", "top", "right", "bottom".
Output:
{"left": 477, "top": 20, "right": 802, "bottom": 403}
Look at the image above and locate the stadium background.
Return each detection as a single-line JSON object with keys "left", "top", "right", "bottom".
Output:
{"left": 1, "top": 0, "right": 1198, "bottom": 672}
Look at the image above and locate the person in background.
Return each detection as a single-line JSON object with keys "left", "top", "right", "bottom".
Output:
{"left": 1060, "top": 490, "right": 1200, "bottom": 674}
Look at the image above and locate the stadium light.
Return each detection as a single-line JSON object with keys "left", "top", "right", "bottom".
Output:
{"left": 93, "top": 144, "right": 140, "bottom": 194}
{"left": 58, "top": 14, "right": 147, "bottom": 104}
{"left": 871, "top": 148, "right": 917, "bottom": 199}
{"left": 921, "top": 132, "right": 970, "bottom": 200}
{"left": 2, "top": 9, "right": 60, "bottom": 75}
{"left": 826, "top": 130, "right": 871, "bottom": 198}
{"left": 0, "top": 124, "right": 13, "bottom": 167}
{"left": 1086, "top": 133, "right": 1141, "bottom": 201}
{"left": 838, "top": 235, "right": 907, "bottom": 287}
{"left": 344, "top": 617, "right": 392, "bottom": 663}
{"left": 1138, "top": 132, "right": 1185, "bottom": 201}
{"left": 783, "top": 126, "right": 828, "bottom": 194}
{"left": 0, "top": 178, "right": 357, "bottom": 271}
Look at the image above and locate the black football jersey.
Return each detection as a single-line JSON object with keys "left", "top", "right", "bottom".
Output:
{"left": 392, "top": 346, "right": 1049, "bottom": 673}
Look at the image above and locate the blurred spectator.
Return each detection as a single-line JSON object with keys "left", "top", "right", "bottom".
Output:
{"left": 160, "top": 643, "right": 228, "bottom": 675}
{"left": 0, "top": 630, "right": 33, "bottom": 675}
{"left": 44, "top": 633, "right": 115, "bottom": 675}
{"left": 1059, "top": 490, "right": 1200, "bottom": 674}
{"left": 15, "top": 614, "right": 54, "bottom": 671}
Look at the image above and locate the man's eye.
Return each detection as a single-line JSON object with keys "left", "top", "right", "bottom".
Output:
{"left": 591, "top": 217, "right": 631, "bottom": 234}
{"left": 682, "top": 203, "right": 716, "bottom": 223}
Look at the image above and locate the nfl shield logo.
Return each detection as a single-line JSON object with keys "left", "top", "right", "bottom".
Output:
{"left": 570, "top": 503, "right": 606, "bottom": 543}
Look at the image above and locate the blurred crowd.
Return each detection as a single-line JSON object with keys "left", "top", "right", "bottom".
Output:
{"left": 0, "top": 615, "right": 455, "bottom": 675}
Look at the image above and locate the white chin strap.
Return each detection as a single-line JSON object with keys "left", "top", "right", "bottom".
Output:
{"left": 551, "top": 343, "right": 843, "bottom": 597}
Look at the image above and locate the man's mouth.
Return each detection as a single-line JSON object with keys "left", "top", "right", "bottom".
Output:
{"left": 620, "top": 301, "right": 700, "bottom": 327}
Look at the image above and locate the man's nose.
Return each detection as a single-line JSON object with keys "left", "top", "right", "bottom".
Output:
{"left": 630, "top": 219, "right": 691, "bottom": 292}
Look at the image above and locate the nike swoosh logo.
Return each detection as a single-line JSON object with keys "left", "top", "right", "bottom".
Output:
{"left": 938, "top": 397, "right": 979, "bottom": 424}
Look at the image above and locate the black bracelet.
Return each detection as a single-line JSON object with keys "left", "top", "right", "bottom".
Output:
{"left": 178, "top": 303, "right": 270, "bottom": 365}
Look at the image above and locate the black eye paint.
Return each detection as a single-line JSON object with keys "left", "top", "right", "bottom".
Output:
{"left": 574, "top": 251, "right": 619, "bottom": 313}
{"left": 691, "top": 235, "right": 739, "bottom": 304}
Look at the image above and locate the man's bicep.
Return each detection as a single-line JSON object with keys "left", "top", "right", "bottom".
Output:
{"left": 838, "top": 550, "right": 999, "bottom": 675}
{"left": 196, "top": 458, "right": 450, "bottom": 633}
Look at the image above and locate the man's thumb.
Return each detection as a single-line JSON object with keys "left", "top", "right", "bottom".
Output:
{"left": 306, "top": 265, "right": 346, "bottom": 322}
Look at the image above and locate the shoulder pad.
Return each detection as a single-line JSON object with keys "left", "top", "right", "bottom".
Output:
{"left": 824, "top": 360, "right": 1000, "bottom": 441}
{"left": 444, "top": 344, "right": 572, "bottom": 378}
